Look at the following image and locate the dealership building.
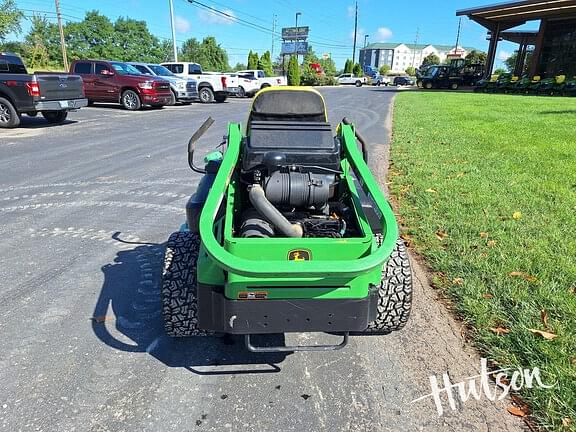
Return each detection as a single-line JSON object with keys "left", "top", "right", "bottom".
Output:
{"left": 359, "top": 43, "right": 476, "bottom": 73}
{"left": 457, "top": 0, "right": 576, "bottom": 78}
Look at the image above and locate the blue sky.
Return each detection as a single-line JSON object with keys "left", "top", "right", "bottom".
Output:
{"left": 13, "top": 0, "right": 538, "bottom": 69}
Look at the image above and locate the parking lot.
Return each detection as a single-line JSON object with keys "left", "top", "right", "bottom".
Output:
{"left": 0, "top": 86, "right": 522, "bottom": 431}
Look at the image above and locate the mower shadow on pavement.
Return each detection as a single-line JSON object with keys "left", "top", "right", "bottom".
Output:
{"left": 92, "top": 239, "right": 289, "bottom": 375}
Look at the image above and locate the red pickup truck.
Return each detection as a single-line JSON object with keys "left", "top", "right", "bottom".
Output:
{"left": 70, "top": 60, "right": 172, "bottom": 110}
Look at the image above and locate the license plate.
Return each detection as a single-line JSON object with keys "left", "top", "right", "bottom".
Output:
{"left": 59, "top": 100, "right": 68, "bottom": 108}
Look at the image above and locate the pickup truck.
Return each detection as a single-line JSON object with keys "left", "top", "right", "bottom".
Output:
{"left": 128, "top": 62, "right": 197, "bottom": 105}
{"left": 236, "top": 69, "right": 287, "bottom": 89}
{"left": 336, "top": 74, "right": 368, "bottom": 87}
{"left": 70, "top": 60, "right": 172, "bottom": 110}
{"left": 161, "top": 62, "right": 237, "bottom": 103}
{"left": 372, "top": 74, "right": 390, "bottom": 86}
{"left": 0, "top": 52, "right": 87, "bottom": 128}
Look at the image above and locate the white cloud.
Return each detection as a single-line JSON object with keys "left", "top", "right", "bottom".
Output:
{"left": 347, "top": 5, "right": 355, "bottom": 18}
{"left": 375, "top": 27, "right": 393, "bottom": 42}
{"left": 174, "top": 16, "right": 191, "bottom": 33}
{"left": 198, "top": 8, "right": 237, "bottom": 25}
{"left": 498, "top": 50, "right": 512, "bottom": 61}
{"left": 350, "top": 27, "right": 365, "bottom": 42}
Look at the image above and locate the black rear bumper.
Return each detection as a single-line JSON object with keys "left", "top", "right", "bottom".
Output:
{"left": 198, "top": 284, "right": 378, "bottom": 334}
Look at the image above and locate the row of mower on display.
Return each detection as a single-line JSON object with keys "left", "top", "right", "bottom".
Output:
{"left": 474, "top": 73, "right": 576, "bottom": 96}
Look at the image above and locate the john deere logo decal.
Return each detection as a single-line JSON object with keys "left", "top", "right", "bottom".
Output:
{"left": 288, "top": 249, "right": 311, "bottom": 261}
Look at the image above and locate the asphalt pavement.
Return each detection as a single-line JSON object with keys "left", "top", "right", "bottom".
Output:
{"left": 0, "top": 87, "right": 525, "bottom": 431}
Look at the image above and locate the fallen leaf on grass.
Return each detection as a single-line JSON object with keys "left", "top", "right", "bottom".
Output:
{"left": 508, "top": 271, "right": 537, "bottom": 282}
{"left": 528, "top": 328, "right": 558, "bottom": 340}
{"left": 490, "top": 327, "right": 510, "bottom": 336}
{"left": 511, "top": 395, "right": 530, "bottom": 413}
{"left": 487, "top": 240, "right": 497, "bottom": 248}
{"left": 436, "top": 230, "right": 448, "bottom": 241}
{"left": 507, "top": 406, "right": 526, "bottom": 417}
{"left": 452, "top": 277, "right": 464, "bottom": 286}
{"left": 563, "top": 418, "right": 573, "bottom": 427}
{"left": 425, "top": 188, "right": 437, "bottom": 193}
{"left": 540, "top": 309, "right": 549, "bottom": 328}
{"left": 571, "top": 357, "right": 576, "bottom": 365}
{"left": 91, "top": 316, "right": 112, "bottom": 323}
{"left": 482, "top": 293, "right": 494, "bottom": 299}
{"left": 479, "top": 232, "right": 489, "bottom": 238}
{"left": 512, "top": 211, "right": 523, "bottom": 220}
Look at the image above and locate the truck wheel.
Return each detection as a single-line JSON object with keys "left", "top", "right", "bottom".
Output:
{"left": 237, "top": 86, "right": 246, "bottom": 98}
{"left": 450, "top": 82, "right": 459, "bottom": 90}
{"left": 168, "top": 90, "right": 177, "bottom": 106}
{"left": 364, "top": 238, "right": 413, "bottom": 334}
{"left": 161, "top": 231, "right": 211, "bottom": 337}
{"left": 355, "top": 80, "right": 363, "bottom": 87}
{"left": 198, "top": 87, "right": 215, "bottom": 103}
{"left": 121, "top": 90, "right": 141, "bottom": 110}
{"left": 42, "top": 111, "right": 68, "bottom": 124}
{"left": 214, "top": 93, "right": 227, "bottom": 103}
{"left": 424, "top": 82, "right": 433, "bottom": 90}
{"left": 0, "top": 97, "right": 20, "bottom": 128}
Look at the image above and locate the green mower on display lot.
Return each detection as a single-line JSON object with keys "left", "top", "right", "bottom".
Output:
{"left": 161, "top": 88, "right": 412, "bottom": 352}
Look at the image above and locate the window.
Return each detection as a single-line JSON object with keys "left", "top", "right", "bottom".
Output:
{"left": 188, "top": 64, "right": 202, "bottom": 74}
{"left": 95, "top": 63, "right": 112, "bottom": 75}
{"left": 0, "top": 60, "right": 8, "bottom": 72}
{"left": 74, "top": 62, "right": 92, "bottom": 74}
{"left": 133, "top": 65, "right": 152, "bottom": 75}
{"left": 164, "top": 64, "right": 183, "bottom": 74}
{"left": 257, "top": 70, "right": 265, "bottom": 78}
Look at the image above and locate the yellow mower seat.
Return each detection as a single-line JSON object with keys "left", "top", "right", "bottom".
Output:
{"left": 556, "top": 75, "right": 566, "bottom": 84}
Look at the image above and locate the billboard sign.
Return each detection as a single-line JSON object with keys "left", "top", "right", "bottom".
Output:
{"left": 282, "top": 26, "right": 309, "bottom": 40}
{"left": 281, "top": 42, "right": 309, "bottom": 55}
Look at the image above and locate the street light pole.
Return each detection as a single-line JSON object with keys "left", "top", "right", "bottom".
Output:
{"left": 168, "top": 0, "right": 178, "bottom": 62}
{"left": 295, "top": 12, "right": 301, "bottom": 28}
{"left": 364, "top": 34, "right": 369, "bottom": 48}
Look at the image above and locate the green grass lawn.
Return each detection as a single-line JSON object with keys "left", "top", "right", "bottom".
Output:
{"left": 390, "top": 92, "right": 576, "bottom": 431}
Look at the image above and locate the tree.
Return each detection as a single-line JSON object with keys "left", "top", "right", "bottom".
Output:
{"left": 112, "top": 17, "right": 164, "bottom": 62}
{"left": 318, "top": 57, "right": 336, "bottom": 77}
{"left": 0, "top": 0, "right": 23, "bottom": 42}
{"left": 504, "top": 49, "right": 533, "bottom": 75}
{"left": 494, "top": 68, "right": 507, "bottom": 75}
{"left": 258, "top": 50, "right": 273, "bottom": 76}
{"left": 379, "top": 64, "right": 390, "bottom": 75}
{"left": 180, "top": 36, "right": 229, "bottom": 71}
{"left": 344, "top": 59, "right": 353, "bottom": 74}
{"left": 65, "top": 11, "right": 116, "bottom": 60}
{"left": 352, "top": 63, "right": 363, "bottom": 77}
{"left": 24, "top": 15, "right": 62, "bottom": 68}
{"left": 247, "top": 50, "right": 258, "bottom": 69}
{"left": 287, "top": 55, "right": 300, "bottom": 86}
{"left": 405, "top": 66, "right": 416, "bottom": 76}
{"left": 421, "top": 53, "right": 440, "bottom": 68}
{"left": 232, "top": 62, "right": 246, "bottom": 71}
{"left": 465, "top": 50, "right": 487, "bottom": 65}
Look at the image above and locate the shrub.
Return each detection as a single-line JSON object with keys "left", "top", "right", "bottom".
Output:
{"left": 287, "top": 55, "right": 300, "bottom": 86}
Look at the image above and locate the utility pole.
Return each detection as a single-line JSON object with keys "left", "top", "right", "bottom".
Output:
{"left": 169, "top": 0, "right": 178, "bottom": 61}
{"left": 454, "top": 17, "right": 462, "bottom": 57}
{"left": 412, "top": 27, "right": 420, "bottom": 67}
{"left": 352, "top": 1, "right": 358, "bottom": 64}
{"left": 54, "top": 0, "right": 68, "bottom": 71}
{"left": 271, "top": 14, "right": 277, "bottom": 59}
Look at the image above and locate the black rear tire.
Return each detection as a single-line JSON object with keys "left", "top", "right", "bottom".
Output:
{"left": 42, "top": 110, "right": 68, "bottom": 124}
{"left": 0, "top": 96, "right": 20, "bottom": 128}
{"left": 161, "top": 231, "right": 211, "bottom": 337}
{"left": 237, "top": 86, "right": 246, "bottom": 98}
{"left": 198, "top": 87, "right": 214, "bottom": 103}
{"left": 363, "top": 238, "right": 413, "bottom": 334}
{"left": 168, "top": 90, "right": 177, "bottom": 106}
{"left": 355, "top": 80, "right": 362, "bottom": 87}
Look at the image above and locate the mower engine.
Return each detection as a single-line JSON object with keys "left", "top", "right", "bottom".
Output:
{"left": 238, "top": 120, "right": 352, "bottom": 239}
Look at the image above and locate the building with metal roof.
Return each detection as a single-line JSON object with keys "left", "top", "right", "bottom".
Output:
{"left": 457, "top": 0, "right": 576, "bottom": 78}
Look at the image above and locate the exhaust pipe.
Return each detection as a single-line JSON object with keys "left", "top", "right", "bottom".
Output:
{"left": 248, "top": 185, "right": 303, "bottom": 238}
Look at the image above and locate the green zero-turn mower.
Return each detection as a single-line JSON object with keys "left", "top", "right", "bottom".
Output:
{"left": 161, "top": 87, "right": 413, "bottom": 352}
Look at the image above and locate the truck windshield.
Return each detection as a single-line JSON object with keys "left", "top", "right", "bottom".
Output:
{"left": 148, "top": 65, "right": 174, "bottom": 76}
{"left": 0, "top": 56, "right": 27, "bottom": 74}
{"left": 427, "top": 66, "right": 439, "bottom": 77}
{"left": 110, "top": 62, "right": 142, "bottom": 75}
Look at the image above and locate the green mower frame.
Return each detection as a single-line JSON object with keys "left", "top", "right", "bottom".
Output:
{"left": 161, "top": 88, "right": 412, "bottom": 352}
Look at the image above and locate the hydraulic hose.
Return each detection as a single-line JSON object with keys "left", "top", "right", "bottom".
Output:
{"left": 248, "top": 185, "right": 303, "bottom": 238}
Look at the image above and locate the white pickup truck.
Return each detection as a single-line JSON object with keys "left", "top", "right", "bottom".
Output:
{"left": 161, "top": 62, "right": 239, "bottom": 103}
{"left": 236, "top": 70, "right": 287, "bottom": 90}
{"left": 336, "top": 73, "right": 368, "bottom": 87}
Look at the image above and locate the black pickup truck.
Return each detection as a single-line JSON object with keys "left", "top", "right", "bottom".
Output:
{"left": 0, "top": 52, "right": 87, "bottom": 128}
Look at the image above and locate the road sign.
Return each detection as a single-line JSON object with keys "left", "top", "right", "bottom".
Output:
{"left": 282, "top": 27, "right": 309, "bottom": 40}
{"left": 281, "top": 42, "right": 309, "bottom": 55}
